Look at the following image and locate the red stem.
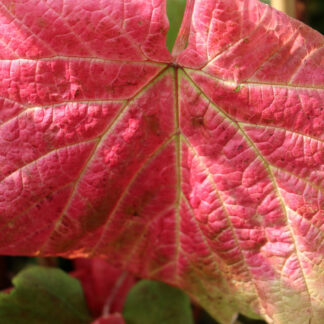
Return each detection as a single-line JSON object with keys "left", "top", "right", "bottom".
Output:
{"left": 102, "top": 271, "right": 128, "bottom": 316}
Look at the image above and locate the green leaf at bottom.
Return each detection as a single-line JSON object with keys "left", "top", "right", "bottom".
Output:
{"left": 122, "top": 280, "right": 194, "bottom": 324}
{"left": 0, "top": 266, "right": 92, "bottom": 324}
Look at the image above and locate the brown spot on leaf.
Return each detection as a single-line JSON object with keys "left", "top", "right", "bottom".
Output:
{"left": 192, "top": 116, "right": 204, "bottom": 128}
{"left": 37, "top": 17, "right": 48, "bottom": 28}
{"left": 145, "top": 114, "right": 160, "bottom": 136}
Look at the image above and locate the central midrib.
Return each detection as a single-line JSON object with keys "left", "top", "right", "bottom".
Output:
{"left": 173, "top": 66, "right": 182, "bottom": 280}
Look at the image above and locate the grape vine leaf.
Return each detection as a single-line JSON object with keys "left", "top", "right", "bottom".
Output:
{"left": 0, "top": 266, "right": 92, "bottom": 324}
{"left": 0, "top": 0, "right": 324, "bottom": 323}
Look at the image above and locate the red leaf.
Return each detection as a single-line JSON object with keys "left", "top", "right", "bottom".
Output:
{"left": 1, "top": 0, "right": 324, "bottom": 323}
{"left": 73, "top": 258, "right": 135, "bottom": 317}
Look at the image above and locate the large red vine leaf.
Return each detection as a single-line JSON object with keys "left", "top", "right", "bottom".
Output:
{"left": 0, "top": 0, "right": 324, "bottom": 323}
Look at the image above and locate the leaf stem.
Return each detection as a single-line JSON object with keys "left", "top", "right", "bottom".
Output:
{"left": 102, "top": 271, "right": 128, "bottom": 316}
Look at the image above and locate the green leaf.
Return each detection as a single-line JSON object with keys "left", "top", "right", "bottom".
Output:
{"left": 0, "top": 266, "right": 92, "bottom": 324}
{"left": 166, "top": 0, "right": 187, "bottom": 52}
{"left": 123, "top": 280, "right": 194, "bottom": 324}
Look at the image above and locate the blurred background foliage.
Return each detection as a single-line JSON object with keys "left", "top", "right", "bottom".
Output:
{"left": 308, "top": 0, "right": 324, "bottom": 33}
{"left": 166, "top": 0, "right": 186, "bottom": 51}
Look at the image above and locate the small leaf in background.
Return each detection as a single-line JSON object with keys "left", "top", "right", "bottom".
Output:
{"left": 123, "top": 280, "right": 194, "bottom": 324}
{"left": 73, "top": 258, "right": 135, "bottom": 317}
{"left": 0, "top": 266, "right": 92, "bottom": 324}
{"left": 166, "top": 0, "right": 187, "bottom": 51}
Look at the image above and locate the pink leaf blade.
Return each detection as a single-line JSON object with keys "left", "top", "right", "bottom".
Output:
{"left": 0, "top": 0, "right": 172, "bottom": 62}
{"left": 179, "top": 68, "right": 324, "bottom": 322}
{"left": 178, "top": 0, "right": 324, "bottom": 87}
